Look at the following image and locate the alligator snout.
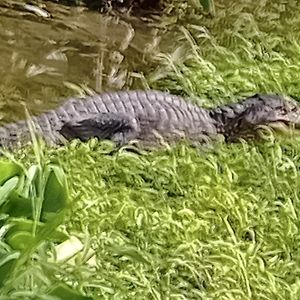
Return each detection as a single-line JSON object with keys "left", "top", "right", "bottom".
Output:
{"left": 266, "top": 96, "right": 300, "bottom": 131}
{"left": 270, "top": 98, "right": 300, "bottom": 128}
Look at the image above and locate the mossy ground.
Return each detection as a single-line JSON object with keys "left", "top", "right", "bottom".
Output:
{"left": 2, "top": 0, "right": 300, "bottom": 299}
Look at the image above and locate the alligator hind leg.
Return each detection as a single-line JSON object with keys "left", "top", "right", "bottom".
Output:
{"left": 59, "top": 112, "right": 140, "bottom": 147}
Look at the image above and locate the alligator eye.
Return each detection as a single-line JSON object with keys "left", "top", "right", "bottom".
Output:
{"left": 279, "top": 108, "right": 285, "bottom": 114}
{"left": 281, "top": 107, "right": 288, "bottom": 114}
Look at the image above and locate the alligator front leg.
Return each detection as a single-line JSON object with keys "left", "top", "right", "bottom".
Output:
{"left": 59, "top": 112, "right": 140, "bottom": 147}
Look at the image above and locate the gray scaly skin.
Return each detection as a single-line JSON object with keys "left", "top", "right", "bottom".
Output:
{"left": 0, "top": 90, "right": 300, "bottom": 149}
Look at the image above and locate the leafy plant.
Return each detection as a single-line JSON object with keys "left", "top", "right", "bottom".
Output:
{"left": 0, "top": 134, "right": 91, "bottom": 298}
{"left": 0, "top": 158, "right": 68, "bottom": 281}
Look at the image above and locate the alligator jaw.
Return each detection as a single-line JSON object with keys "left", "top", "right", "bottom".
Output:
{"left": 274, "top": 106, "right": 300, "bottom": 126}
{"left": 267, "top": 121, "right": 298, "bottom": 133}
{"left": 267, "top": 113, "right": 300, "bottom": 133}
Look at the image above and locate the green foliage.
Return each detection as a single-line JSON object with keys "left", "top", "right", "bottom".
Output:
{"left": 47, "top": 283, "right": 93, "bottom": 300}
{"left": 0, "top": 160, "right": 69, "bottom": 222}
{"left": 9, "top": 136, "right": 296, "bottom": 299}
{"left": 0, "top": 156, "right": 69, "bottom": 289}
{"left": 0, "top": 144, "right": 90, "bottom": 298}
{"left": 0, "top": 251, "right": 20, "bottom": 287}
{"left": 149, "top": 0, "right": 300, "bottom": 106}
{"left": 1, "top": 0, "right": 300, "bottom": 299}
{"left": 0, "top": 161, "right": 23, "bottom": 186}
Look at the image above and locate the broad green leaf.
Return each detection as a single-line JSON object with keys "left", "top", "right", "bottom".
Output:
{"left": 42, "top": 165, "right": 68, "bottom": 220}
{"left": 47, "top": 283, "right": 93, "bottom": 300}
{"left": 6, "top": 231, "right": 34, "bottom": 250}
{"left": 1, "top": 191, "right": 33, "bottom": 218}
{"left": 0, "top": 177, "right": 19, "bottom": 207}
{"left": 0, "top": 161, "right": 23, "bottom": 186}
{"left": 0, "top": 251, "right": 20, "bottom": 286}
{"left": 4, "top": 219, "right": 68, "bottom": 250}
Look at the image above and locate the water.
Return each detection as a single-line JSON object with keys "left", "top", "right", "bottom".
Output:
{"left": 0, "top": 0, "right": 166, "bottom": 121}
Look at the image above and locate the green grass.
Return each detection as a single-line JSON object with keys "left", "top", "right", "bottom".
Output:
{"left": 149, "top": 0, "right": 300, "bottom": 105}
{"left": 1, "top": 0, "right": 300, "bottom": 299}
{"left": 4, "top": 136, "right": 299, "bottom": 299}
{"left": 64, "top": 139, "right": 299, "bottom": 299}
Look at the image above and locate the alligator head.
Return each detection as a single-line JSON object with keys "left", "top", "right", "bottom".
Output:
{"left": 211, "top": 94, "right": 300, "bottom": 141}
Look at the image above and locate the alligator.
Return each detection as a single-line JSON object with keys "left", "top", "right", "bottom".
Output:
{"left": 0, "top": 90, "right": 299, "bottom": 149}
